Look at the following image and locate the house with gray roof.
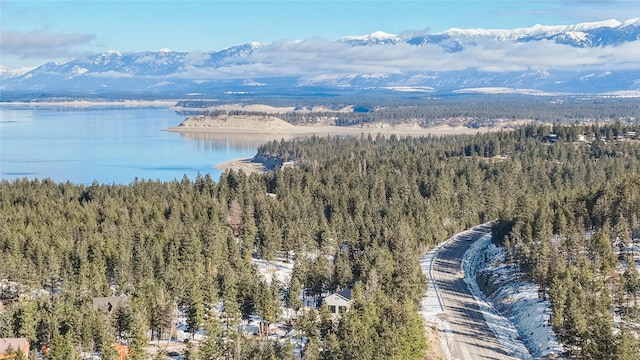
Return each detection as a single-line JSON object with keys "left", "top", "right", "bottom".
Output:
{"left": 323, "top": 289, "right": 352, "bottom": 317}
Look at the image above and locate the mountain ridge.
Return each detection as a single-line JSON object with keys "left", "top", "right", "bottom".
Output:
{"left": 2, "top": 18, "right": 639, "bottom": 97}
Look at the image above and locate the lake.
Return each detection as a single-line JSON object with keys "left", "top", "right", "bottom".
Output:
{"left": 0, "top": 106, "right": 268, "bottom": 185}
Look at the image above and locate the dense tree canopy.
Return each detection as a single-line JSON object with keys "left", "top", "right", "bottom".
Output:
{"left": 1, "top": 122, "right": 640, "bottom": 358}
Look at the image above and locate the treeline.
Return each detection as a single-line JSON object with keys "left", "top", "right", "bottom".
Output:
{"left": 494, "top": 171, "right": 640, "bottom": 358}
{"left": 178, "top": 96, "right": 640, "bottom": 126}
{"left": 1, "top": 123, "right": 640, "bottom": 359}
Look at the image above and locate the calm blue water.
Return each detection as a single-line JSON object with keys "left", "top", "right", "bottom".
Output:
{"left": 0, "top": 107, "right": 265, "bottom": 185}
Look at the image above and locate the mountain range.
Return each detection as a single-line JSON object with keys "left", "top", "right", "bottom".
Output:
{"left": 2, "top": 18, "right": 639, "bottom": 97}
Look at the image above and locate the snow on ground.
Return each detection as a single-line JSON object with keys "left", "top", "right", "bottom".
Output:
{"left": 421, "top": 232, "right": 563, "bottom": 360}
{"left": 478, "top": 260, "right": 563, "bottom": 358}
{"left": 252, "top": 256, "right": 294, "bottom": 286}
{"left": 251, "top": 256, "right": 308, "bottom": 355}
{"left": 419, "top": 241, "right": 455, "bottom": 360}
{"left": 461, "top": 234, "right": 533, "bottom": 359}
{"left": 453, "top": 87, "right": 558, "bottom": 96}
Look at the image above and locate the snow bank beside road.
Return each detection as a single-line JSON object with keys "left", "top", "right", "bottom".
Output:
{"left": 468, "top": 236, "right": 564, "bottom": 358}
{"left": 462, "top": 234, "right": 532, "bottom": 359}
{"left": 478, "top": 263, "right": 562, "bottom": 358}
{"left": 420, "top": 229, "right": 563, "bottom": 359}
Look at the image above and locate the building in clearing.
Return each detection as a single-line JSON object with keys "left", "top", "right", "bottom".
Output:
{"left": 323, "top": 289, "right": 352, "bottom": 317}
{"left": 0, "top": 338, "right": 29, "bottom": 359}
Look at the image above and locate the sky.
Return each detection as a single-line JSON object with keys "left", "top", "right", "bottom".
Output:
{"left": 1, "top": 0, "right": 639, "bottom": 70}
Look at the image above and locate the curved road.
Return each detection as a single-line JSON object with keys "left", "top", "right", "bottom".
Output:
{"left": 432, "top": 223, "right": 517, "bottom": 360}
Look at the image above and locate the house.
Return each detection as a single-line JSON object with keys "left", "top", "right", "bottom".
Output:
{"left": 323, "top": 289, "right": 352, "bottom": 317}
{"left": 0, "top": 338, "right": 29, "bottom": 359}
{"left": 92, "top": 296, "right": 127, "bottom": 313}
{"left": 545, "top": 134, "right": 558, "bottom": 143}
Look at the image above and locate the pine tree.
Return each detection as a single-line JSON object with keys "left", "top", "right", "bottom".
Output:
{"left": 287, "top": 276, "right": 303, "bottom": 312}
{"left": 334, "top": 286, "right": 379, "bottom": 360}
{"left": 185, "top": 283, "right": 204, "bottom": 339}
{"left": 616, "top": 325, "right": 640, "bottom": 360}
{"left": 113, "top": 302, "right": 132, "bottom": 342}
{"left": 47, "top": 331, "right": 80, "bottom": 360}
{"left": 302, "top": 337, "right": 320, "bottom": 360}
{"left": 128, "top": 309, "right": 148, "bottom": 360}
{"left": 255, "top": 277, "right": 280, "bottom": 337}
{"left": 94, "top": 310, "right": 117, "bottom": 360}
{"left": 581, "top": 292, "right": 615, "bottom": 359}
{"left": 12, "top": 301, "right": 37, "bottom": 343}
{"left": 623, "top": 260, "right": 640, "bottom": 308}
{"left": 184, "top": 341, "right": 200, "bottom": 360}
{"left": 563, "top": 273, "right": 588, "bottom": 355}
{"left": 320, "top": 332, "right": 341, "bottom": 360}
{"left": 588, "top": 224, "right": 617, "bottom": 272}
{"left": 152, "top": 287, "right": 174, "bottom": 341}
{"left": 199, "top": 313, "right": 223, "bottom": 360}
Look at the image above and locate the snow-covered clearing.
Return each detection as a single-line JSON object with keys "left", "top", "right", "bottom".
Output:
{"left": 420, "top": 232, "right": 563, "bottom": 360}
{"left": 252, "top": 256, "right": 294, "bottom": 286}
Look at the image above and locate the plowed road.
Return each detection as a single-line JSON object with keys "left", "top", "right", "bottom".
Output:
{"left": 432, "top": 224, "right": 517, "bottom": 360}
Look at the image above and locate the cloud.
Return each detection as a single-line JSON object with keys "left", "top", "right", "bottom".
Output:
{"left": 185, "top": 50, "right": 210, "bottom": 65}
{"left": 171, "top": 35, "right": 639, "bottom": 82}
{"left": 89, "top": 71, "right": 133, "bottom": 78}
{"left": 242, "top": 79, "right": 266, "bottom": 86}
{"left": 134, "top": 55, "right": 156, "bottom": 64}
{"left": 460, "top": 39, "right": 640, "bottom": 72}
{"left": 0, "top": 30, "right": 95, "bottom": 59}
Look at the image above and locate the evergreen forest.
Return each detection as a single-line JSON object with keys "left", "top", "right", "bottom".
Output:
{"left": 1, "top": 122, "right": 640, "bottom": 359}
{"left": 180, "top": 96, "right": 640, "bottom": 127}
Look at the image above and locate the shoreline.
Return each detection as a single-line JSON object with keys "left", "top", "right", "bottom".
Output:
{"left": 165, "top": 123, "right": 508, "bottom": 137}
{"left": 0, "top": 100, "right": 177, "bottom": 108}
{"left": 165, "top": 113, "right": 533, "bottom": 137}
{"left": 215, "top": 157, "right": 268, "bottom": 175}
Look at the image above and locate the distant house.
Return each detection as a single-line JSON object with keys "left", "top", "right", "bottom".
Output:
{"left": 92, "top": 296, "right": 127, "bottom": 313}
{"left": 545, "top": 134, "right": 558, "bottom": 143}
{"left": 0, "top": 338, "right": 29, "bottom": 359}
{"left": 323, "top": 289, "right": 352, "bottom": 317}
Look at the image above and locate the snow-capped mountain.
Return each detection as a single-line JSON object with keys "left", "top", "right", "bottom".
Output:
{"left": 0, "top": 66, "right": 35, "bottom": 80}
{"left": 406, "top": 18, "right": 640, "bottom": 50}
{"left": 2, "top": 18, "right": 639, "bottom": 97}
{"left": 341, "top": 31, "right": 402, "bottom": 46}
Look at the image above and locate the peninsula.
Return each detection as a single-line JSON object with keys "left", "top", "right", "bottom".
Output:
{"left": 166, "top": 113, "right": 522, "bottom": 137}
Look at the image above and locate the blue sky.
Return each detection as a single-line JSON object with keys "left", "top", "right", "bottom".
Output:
{"left": 1, "top": 0, "right": 638, "bottom": 69}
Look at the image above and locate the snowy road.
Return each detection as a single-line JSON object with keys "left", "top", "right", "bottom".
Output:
{"left": 432, "top": 224, "right": 518, "bottom": 360}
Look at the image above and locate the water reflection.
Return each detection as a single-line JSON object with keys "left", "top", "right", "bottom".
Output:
{"left": 178, "top": 132, "right": 307, "bottom": 153}
{"left": 0, "top": 107, "right": 270, "bottom": 184}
